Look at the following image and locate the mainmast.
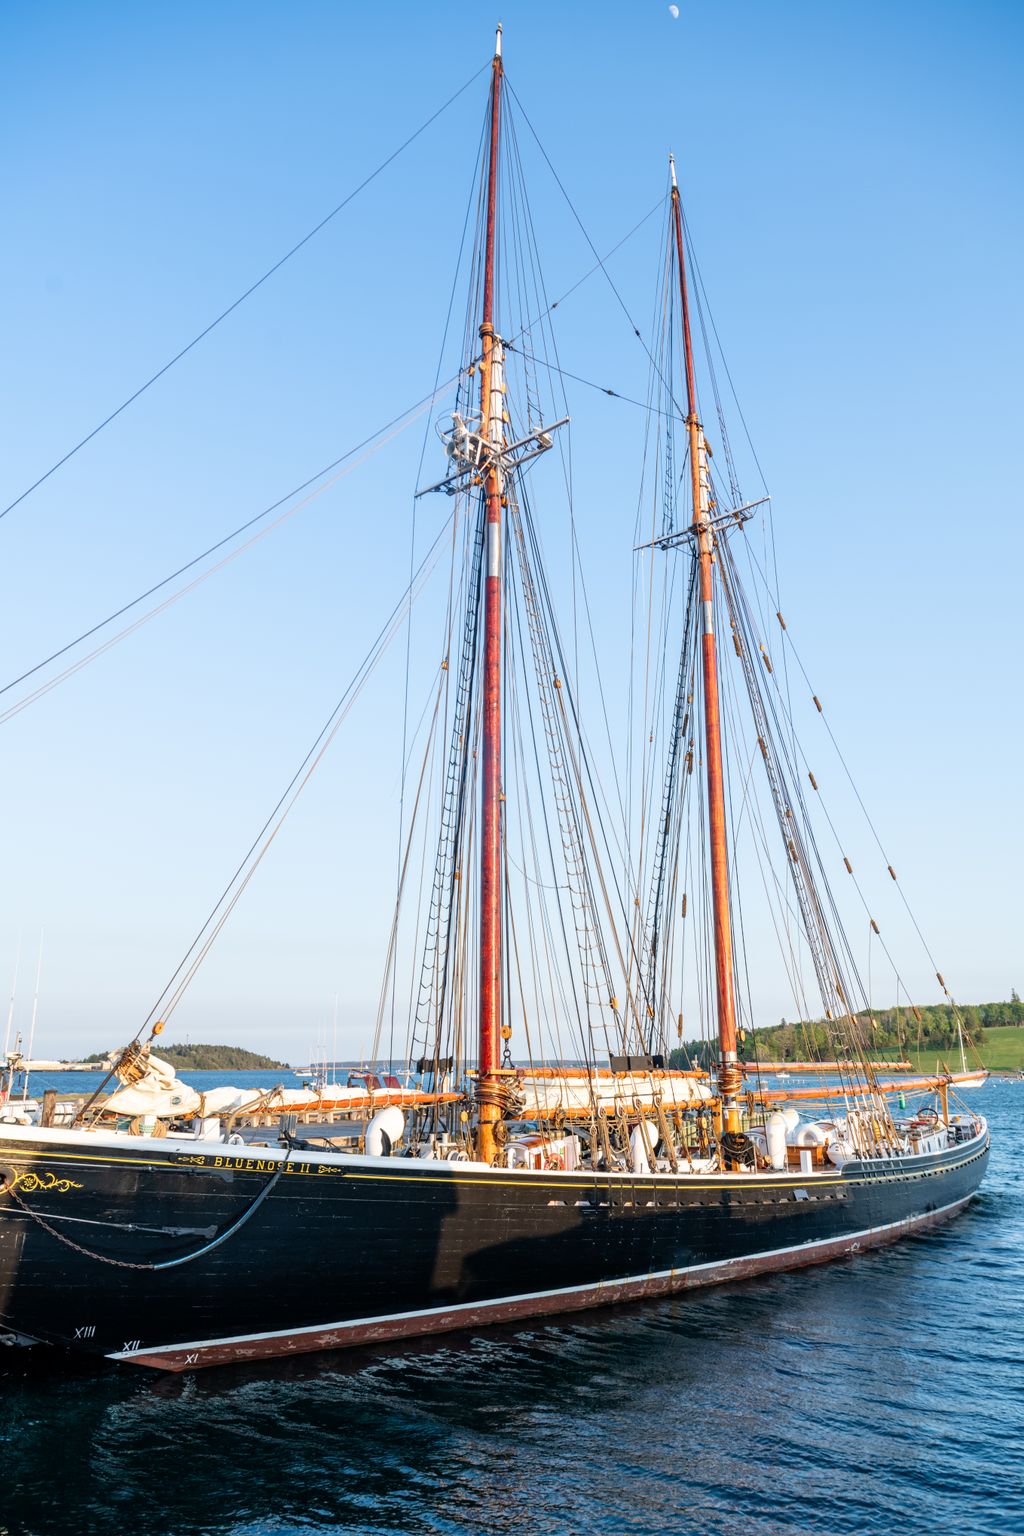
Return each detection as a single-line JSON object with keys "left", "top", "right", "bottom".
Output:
{"left": 476, "top": 24, "right": 505, "bottom": 1164}
{"left": 669, "top": 155, "right": 742, "bottom": 1140}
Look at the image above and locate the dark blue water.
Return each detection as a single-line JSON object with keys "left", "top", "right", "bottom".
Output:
{"left": 2, "top": 1080, "right": 1021, "bottom": 1536}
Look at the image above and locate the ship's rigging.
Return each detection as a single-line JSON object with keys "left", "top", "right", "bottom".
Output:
{"left": 378, "top": 33, "right": 660, "bottom": 1130}
{"left": 0, "top": 25, "right": 984, "bottom": 1146}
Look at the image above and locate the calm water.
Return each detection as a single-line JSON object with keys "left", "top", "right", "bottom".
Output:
{"left": 16, "top": 1068, "right": 353, "bottom": 1097}
{"left": 2, "top": 1079, "right": 1021, "bottom": 1536}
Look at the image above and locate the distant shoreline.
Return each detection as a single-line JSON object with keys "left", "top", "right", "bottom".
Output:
{"left": 34, "top": 1046, "right": 292, "bottom": 1073}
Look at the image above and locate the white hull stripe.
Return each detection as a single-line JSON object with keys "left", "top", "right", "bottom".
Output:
{"left": 110, "top": 1193, "right": 974, "bottom": 1371}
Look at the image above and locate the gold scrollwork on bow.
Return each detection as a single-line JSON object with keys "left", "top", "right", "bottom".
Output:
{"left": 2, "top": 1167, "right": 84, "bottom": 1196}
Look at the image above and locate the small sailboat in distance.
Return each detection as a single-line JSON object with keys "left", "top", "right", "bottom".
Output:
{"left": 951, "top": 1017, "right": 988, "bottom": 1090}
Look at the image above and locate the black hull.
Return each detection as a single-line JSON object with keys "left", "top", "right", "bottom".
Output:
{"left": 0, "top": 1125, "right": 989, "bottom": 1371}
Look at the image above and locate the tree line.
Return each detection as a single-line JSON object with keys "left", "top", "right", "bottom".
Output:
{"left": 83, "top": 1042, "right": 288, "bottom": 1071}
{"left": 668, "top": 994, "right": 1022, "bottom": 1069}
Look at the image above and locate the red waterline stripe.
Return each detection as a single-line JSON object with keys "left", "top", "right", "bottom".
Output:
{"left": 113, "top": 1194, "right": 973, "bottom": 1372}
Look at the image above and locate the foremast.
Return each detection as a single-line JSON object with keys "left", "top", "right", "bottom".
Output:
{"left": 476, "top": 25, "right": 506, "bottom": 1164}
{"left": 669, "top": 155, "right": 743, "bottom": 1141}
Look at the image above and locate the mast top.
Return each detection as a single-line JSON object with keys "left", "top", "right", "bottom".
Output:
{"left": 494, "top": 22, "right": 502, "bottom": 60}
{"left": 668, "top": 152, "right": 678, "bottom": 190}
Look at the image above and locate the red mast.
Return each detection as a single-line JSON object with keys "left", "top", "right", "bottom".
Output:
{"left": 476, "top": 25, "right": 505, "bottom": 1164}
{"left": 669, "top": 155, "right": 742, "bottom": 1139}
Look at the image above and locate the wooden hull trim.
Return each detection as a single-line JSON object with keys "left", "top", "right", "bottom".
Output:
{"left": 111, "top": 1191, "right": 974, "bottom": 1372}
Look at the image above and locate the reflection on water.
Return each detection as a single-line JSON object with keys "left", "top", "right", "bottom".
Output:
{"left": 3, "top": 1083, "right": 1022, "bottom": 1536}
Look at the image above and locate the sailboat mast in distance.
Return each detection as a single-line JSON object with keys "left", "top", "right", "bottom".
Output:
{"left": 476, "top": 24, "right": 505, "bottom": 1165}
{"left": 669, "top": 154, "right": 742, "bottom": 1139}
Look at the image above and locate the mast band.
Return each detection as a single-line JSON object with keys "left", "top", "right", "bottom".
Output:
{"left": 488, "top": 522, "right": 501, "bottom": 578}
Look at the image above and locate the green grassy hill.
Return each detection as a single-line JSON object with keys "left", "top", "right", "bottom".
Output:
{"left": 670, "top": 1001, "right": 1024, "bottom": 1075}
{"left": 906, "top": 1025, "right": 1024, "bottom": 1074}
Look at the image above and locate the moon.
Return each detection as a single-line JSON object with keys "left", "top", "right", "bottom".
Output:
{"left": 669, "top": 4, "right": 680, "bottom": 16}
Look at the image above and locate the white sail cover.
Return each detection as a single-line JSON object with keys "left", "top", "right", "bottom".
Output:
{"left": 102, "top": 1053, "right": 433, "bottom": 1122}
{"left": 104, "top": 1053, "right": 202, "bottom": 1118}
{"left": 517, "top": 1074, "right": 714, "bottom": 1117}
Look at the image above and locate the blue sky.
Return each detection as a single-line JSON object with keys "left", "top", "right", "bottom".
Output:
{"left": 1, "top": 0, "right": 1021, "bottom": 1061}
